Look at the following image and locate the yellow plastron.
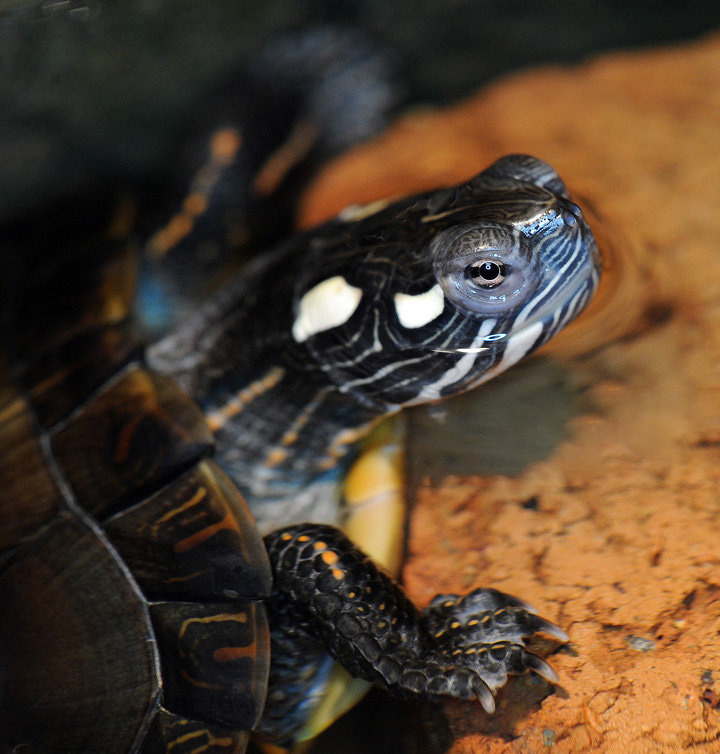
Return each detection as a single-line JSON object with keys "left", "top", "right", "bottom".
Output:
{"left": 294, "top": 414, "right": 407, "bottom": 747}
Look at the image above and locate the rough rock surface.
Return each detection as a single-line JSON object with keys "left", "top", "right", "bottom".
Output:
{"left": 301, "top": 32, "right": 720, "bottom": 753}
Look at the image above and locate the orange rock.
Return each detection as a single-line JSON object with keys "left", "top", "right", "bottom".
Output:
{"left": 302, "top": 31, "right": 720, "bottom": 753}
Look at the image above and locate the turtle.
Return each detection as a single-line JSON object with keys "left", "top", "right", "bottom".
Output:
{"left": 0, "top": 38, "right": 600, "bottom": 754}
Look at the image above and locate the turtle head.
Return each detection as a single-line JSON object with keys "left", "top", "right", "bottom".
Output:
{"left": 292, "top": 154, "right": 600, "bottom": 408}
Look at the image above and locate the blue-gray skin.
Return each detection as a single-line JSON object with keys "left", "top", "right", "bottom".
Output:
{"left": 148, "top": 154, "right": 600, "bottom": 740}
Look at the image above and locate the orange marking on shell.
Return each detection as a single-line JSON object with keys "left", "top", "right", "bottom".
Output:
{"left": 180, "top": 669, "right": 223, "bottom": 691}
{"left": 174, "top": 512, "right": 239, "bottom": 554}
{"left": 166, "top": 729, "right": 234, "bottom": 751}
{"left": 297, "top": 535, "right": 310, "bottom": 543}
{"left": 178, "top": 611, "right": 248, "bottom": 638}
{"left": 167, "top": 729, "right": 204, "bottom": 748}
{"left": 156, "top": 486, "right": 208, "bottom": 524}
{"left": 213, "top": 644, "right": 256, "bottom": 663}
{"left": 164, "top": 568, "right": 212, "bottom": 583}
{"left": 281, "top": 532, "right": 292, "bottom": 541}
{"left": 166, "top": 730, "right": 214, "bottom": 750}
{"left": 331, "top": 568, "right": 345, "bottom": 580}
{"left": 321, "top": 550, "right": 338, "bottom": 565}
{"left": 313, "top": 541, "right": 327, "bottom": 551}
{"left": 112, "top": 414, "right": 142, "bottom": 465}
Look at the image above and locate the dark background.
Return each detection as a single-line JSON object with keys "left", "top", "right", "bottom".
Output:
{"left": 1, "top": 0, "right": 720, "bottom": 221}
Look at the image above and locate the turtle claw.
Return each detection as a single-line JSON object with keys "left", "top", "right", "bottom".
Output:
{"left": 476, "top": 683, "right": 496, "bottom": 714}
{"left": 424, "top": 587, "right": 567, "bottom": 645}
{"left": 535, "top": 617, "right": 569, "bottom": 643}
{"left": 422, "top": 586, "right": 566, "bottom": 705}
{"left": 524, "top": 653, "right": 559, "bottom": 684}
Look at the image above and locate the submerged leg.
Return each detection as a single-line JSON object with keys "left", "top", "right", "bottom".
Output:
{"left": 258, "top": 522, "right": 566, "bottom": 742}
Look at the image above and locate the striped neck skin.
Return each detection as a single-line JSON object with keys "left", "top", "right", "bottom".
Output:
{"left": 147, "top": 154, "right": 600, "bottom": 522}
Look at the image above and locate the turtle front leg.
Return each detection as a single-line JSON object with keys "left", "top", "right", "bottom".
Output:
{"left": 259, "top": 523, "right": 566, "bottom": 741}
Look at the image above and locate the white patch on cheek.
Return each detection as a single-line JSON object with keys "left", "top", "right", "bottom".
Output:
{"left": 292, "top": 276, "right": 363, "bottom": 343}
{"left": 394, "top": 284, "right": 445, "bottom": 329}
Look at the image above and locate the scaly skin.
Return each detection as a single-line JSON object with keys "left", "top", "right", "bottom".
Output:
{"left": 148, "top": 154, "right": 600, "bottom": 741}
{"left": 259, "top": 523, "right": 566, "bottom": 741}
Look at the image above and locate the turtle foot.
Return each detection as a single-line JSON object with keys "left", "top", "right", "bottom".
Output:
{"left": 263, "top": 523, "right": 566, "bottom": 730}
{"left": 419, "top": 588, "right": 567, "bottom": 712}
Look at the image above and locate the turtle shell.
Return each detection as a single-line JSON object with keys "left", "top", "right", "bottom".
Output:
{"left": 0, "top": 200, "right": 272, "bottom": 754}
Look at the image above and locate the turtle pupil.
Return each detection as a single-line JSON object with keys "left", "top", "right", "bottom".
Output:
{"left": 466, "top": 260, "right": 506, "bottom": 287}
{"left": 478, "top": 262, "right": 498, "bottom": 280}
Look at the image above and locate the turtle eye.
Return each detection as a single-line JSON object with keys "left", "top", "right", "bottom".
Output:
{"left": 432, "top": 224, "right": 540, "bottom": 317}
{"left": 465, "top": 260, "right": 506, "bottom": 288}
